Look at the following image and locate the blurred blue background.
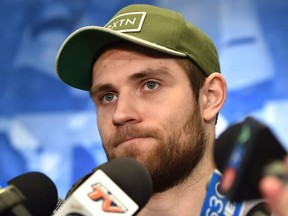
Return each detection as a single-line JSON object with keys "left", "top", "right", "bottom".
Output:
{"left": 1, "top": 0, "right": 288, "bottom": 198}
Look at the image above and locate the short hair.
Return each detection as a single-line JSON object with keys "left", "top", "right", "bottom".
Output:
{"left": 176, "top": 58, "right": 219, "bottom": 124}
{"left": 176, "top": 58, "right": 206, "bottom": 103}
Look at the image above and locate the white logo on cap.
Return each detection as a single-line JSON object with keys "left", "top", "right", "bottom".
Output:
{"left": 105, "top": 12, "right": 146, "bottom": 33}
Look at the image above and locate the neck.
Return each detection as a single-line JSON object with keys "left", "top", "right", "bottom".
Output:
{"left": 137, "top": 156, "right": 215, "bottom": 216}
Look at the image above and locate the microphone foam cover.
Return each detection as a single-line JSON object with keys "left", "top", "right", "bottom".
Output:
{"left": 99, "top": 157, "right": 153, "bottom": 209}
{"left": 214, "top": 122, "right": 242, "bottom": 173}
{"left": 214, "top": 117, "right": 286, "bottom": 201}
{"left": 8, "top": 172, "right": 58, "bottom": 216}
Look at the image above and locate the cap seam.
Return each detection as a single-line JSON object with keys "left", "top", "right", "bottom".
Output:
{"left": 173, "top": 12, "right": 182, "bottom": 54}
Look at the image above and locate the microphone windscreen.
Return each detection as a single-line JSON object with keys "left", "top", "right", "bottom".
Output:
{"left": 214, "top": 117, "right": 287, "bottom": 201}
{"left": 214, "top": 122, "right": 242, "bottom": 173}
{"left": 8, "top": 172, "right": 58, "bottom": 216}
{"left": 98, "top": 157, "right": 153, "bottom": 209}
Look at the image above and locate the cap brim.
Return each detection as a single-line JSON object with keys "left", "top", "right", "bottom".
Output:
{"left": 56, "top": 26, "right": 186, "bottom": 90}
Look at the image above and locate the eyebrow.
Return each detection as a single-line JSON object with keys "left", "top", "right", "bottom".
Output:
{"left": 89, "top": 83, "right": 113, "bottom": 99}
{"left": 89, "top": 67, "right": 173, "bottom": 97}
{"left": 129, "top": 67, "right": 173, "bottom": 81}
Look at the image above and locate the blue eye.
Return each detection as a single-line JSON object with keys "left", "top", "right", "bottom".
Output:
{"left": 102, "top": 93, "right": 117, "bottom": 103}
{"left": 144, "top": 81, "right": 159, "bottom": 90}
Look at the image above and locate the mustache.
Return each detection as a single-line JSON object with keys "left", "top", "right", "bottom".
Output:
{"left": 105, "top": 127, "right": 161, "bottom": 147}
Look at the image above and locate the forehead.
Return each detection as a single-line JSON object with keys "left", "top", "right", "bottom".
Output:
{"left": 98, "top": 42, "right": 175, "bottom": 59}
{"left": 92, "top": 43, "right": 185, "bottom": 78}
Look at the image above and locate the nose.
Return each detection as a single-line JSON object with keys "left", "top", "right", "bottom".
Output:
{"left": 112, "top": 93, "right": 142, "bottom": 127}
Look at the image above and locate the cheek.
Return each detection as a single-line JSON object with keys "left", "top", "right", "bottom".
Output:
{"left": 159, "top": 97, "right": 193, "bottom": 120}
{"left": 97, "top": 105, "right": 114, "bottom": 124}
{"left": 147, "top": 108, "right": 183, "bottom": 135}
{"left": 96, "top": 114, "right": 110, "bottom": 140}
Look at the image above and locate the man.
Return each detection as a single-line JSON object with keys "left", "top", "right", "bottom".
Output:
{"left": 56, "top": 4, "right": 227, "bottom": 215}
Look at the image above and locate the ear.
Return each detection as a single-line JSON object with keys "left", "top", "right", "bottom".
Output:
{"left": 201, "top": 73, "right": 227, "bottom": 123}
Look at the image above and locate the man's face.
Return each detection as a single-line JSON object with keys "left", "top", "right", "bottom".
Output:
{"left": 90, "top": 44, "right": 207, "bottom": 192}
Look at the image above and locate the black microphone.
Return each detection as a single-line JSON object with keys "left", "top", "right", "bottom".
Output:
{"left": 214, "top": 116, "right": 287, "bottom": 202}
{"left": 54, "top": 157, "right": 153, "bottom": 216}
{"left": 0, "top": 172, "right": 58, "bottom": 216}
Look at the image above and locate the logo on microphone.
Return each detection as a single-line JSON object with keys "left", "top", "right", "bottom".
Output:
{"left": 88, "top": 183, "right": 128, "bottom": 213}
{"left": 201, "top": 170, "right": 245, "bottom": 216}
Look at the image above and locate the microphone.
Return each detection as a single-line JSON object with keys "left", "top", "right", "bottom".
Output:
{"left": 201, "top": 170, "right": 246, "bottom": 216}
{"left": 51, "top": 198, "right": 65, "bottom": 215}
{"left": 214, "top": 116, "right": 287, "bottom": 202}
{"left": 54, "top": 157, "right": 153, "bottom": 216}
{"left": 0, "top": 172, "right": 58, "bottom": 216}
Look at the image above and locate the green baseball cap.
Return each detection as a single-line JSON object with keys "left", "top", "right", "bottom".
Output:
{"left": 56, "top": 4, "right": 220, "bottom": 91}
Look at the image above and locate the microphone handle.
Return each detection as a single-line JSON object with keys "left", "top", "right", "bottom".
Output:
{"left": 0, "top": 186, "right": 31, "bottom": 215}
{"left": 246, "top": 202, "right": 270, "bottom": 216}
{"left": 9, "top": 204, "right": 32, "bottom": 216}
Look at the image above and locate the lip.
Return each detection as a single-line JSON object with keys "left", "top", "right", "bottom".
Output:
{"left": 122, "top": 137, "right": 142, "bottom": 144}
{"left": 118, "top": 137, "right": 152, "bottom": 147}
